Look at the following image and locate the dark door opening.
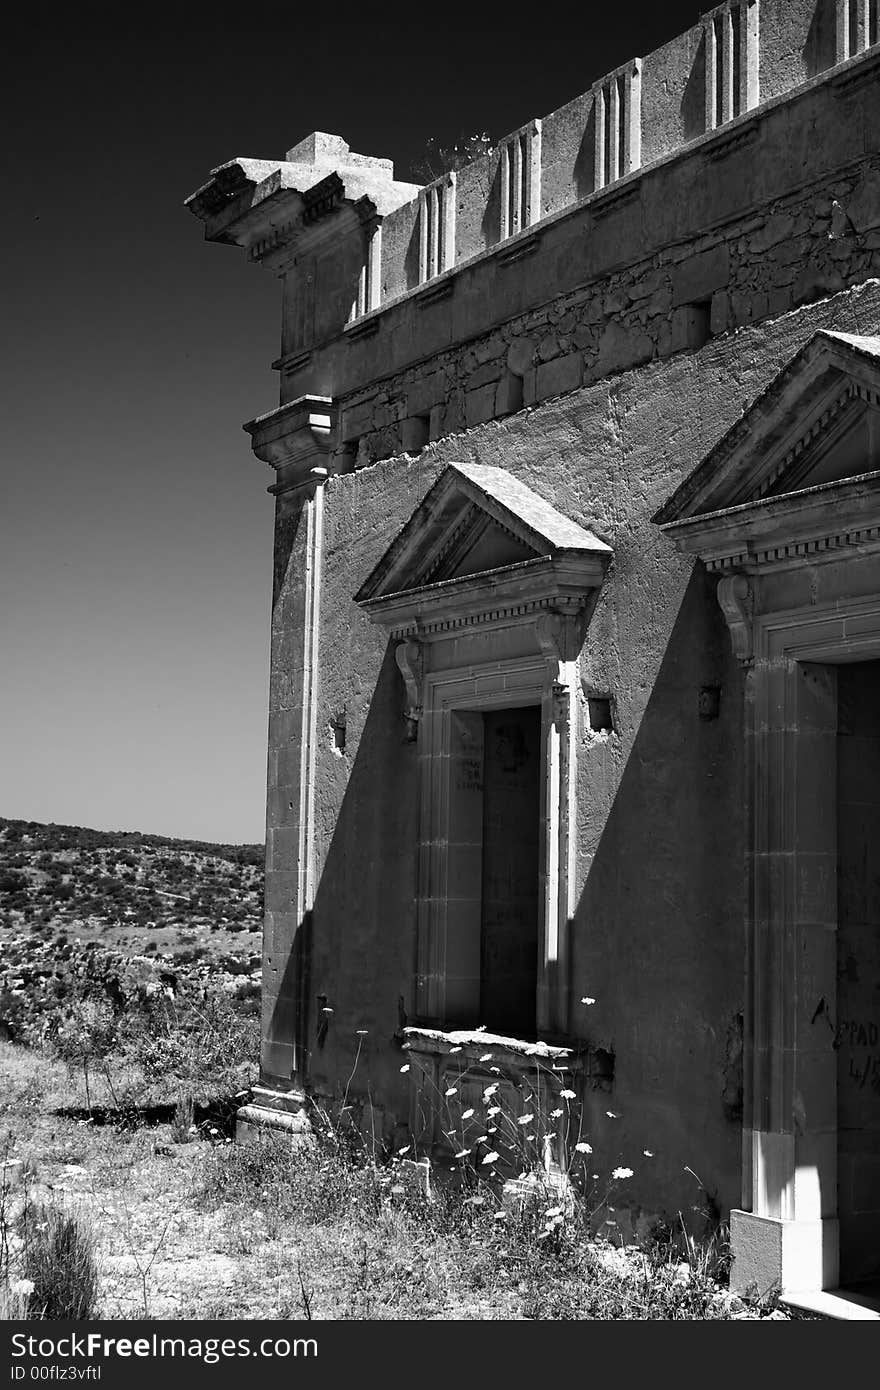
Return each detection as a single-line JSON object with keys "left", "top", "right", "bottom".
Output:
{"left": 837, "top": 659, "right": 880, "bottom": 1287}
{"left": 479, "top": 706, "right": 540, "bottom": 1038}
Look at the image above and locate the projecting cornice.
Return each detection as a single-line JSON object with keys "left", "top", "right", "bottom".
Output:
{"left": 185, "top": 131, "right": 420, "bottom": 272}
{"left": 244, "top": 395, "right": 337, "bottom": 494}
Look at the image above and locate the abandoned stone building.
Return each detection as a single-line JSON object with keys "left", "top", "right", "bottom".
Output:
{"left": 188, "top": 0, "right": 880, "bottom": 1309}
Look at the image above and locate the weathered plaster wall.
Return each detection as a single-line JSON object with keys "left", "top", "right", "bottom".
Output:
{"left": 294, "top": 278, "right": 880, "bottom": 1228}
{"left": 762, "top": 0, "right": 837, "bottom": 95}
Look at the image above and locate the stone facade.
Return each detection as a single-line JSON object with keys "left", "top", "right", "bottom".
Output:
{"left": 188, "top": 0, "right": 880, "bottom": 1306}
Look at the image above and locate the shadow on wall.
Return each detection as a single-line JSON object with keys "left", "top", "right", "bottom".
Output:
{"left": 574, "top": 103, "right": 597, "bottom": 201}
{"left": 681, "top": 28, "right": 706, "bottom": 143}
{"left": 265, "top": 555, "right": 745, "bottom": 1218}
{"left": 262, "top": 902, "right": 311, "bottom": 1085}
{"left": 481, "top": 151, "right": 503, "bottom": 251}
{"left": 404, "top": 212, "right": 421, "bottom": 292}
{"left": 304, "top": 642, "right": 419, "bottom": 1107}
{"left": 569, "top": 563, "right": 745, "bottom": 1219}
{"left": 804, "top": 0, "right": 838, "bottom": 79}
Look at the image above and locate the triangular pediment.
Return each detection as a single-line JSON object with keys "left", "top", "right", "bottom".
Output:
{"left": 655, "top": 331, "right": 880, "bottom": 527}
{"left": 356, "top": 462, "right": 609, "bottom": 605}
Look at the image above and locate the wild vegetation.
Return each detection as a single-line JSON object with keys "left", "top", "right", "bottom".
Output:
{"left": 0, "top": 817, "right": 810, "bottom": 1319}
{"left": 0, "top": 816, "right": 262, "bottom": 947}
{"left": 0, "top": 1038, "right": 808, "bottom": 1320}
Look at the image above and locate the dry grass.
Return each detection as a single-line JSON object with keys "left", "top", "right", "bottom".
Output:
{"left": 0, "top": 1041, "right": 811, "bottom": 1321}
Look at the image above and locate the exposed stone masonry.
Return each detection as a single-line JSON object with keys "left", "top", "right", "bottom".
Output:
{"left": 339, "top": 158, "right": 880, "bottom": 471}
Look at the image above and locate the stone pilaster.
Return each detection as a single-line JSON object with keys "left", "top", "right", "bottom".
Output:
{"left": 732, "top": 644, "right": 840, "bottom": 1293}
{"left": 237, "top": 396, "right": 337, "bottom": 1141}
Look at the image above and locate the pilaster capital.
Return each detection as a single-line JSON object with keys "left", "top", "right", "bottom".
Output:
{"left": 535, "top": 606, "right": 589, "bottom": 686}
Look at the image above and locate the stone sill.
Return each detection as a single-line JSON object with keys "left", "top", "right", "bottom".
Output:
{"left": 402, "top": 1025, "right": 581, "bottom": 1069}
{"left": 782, "top": 1288, "right": 880, "bottom": 1320}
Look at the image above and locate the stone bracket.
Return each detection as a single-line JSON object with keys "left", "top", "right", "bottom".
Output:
{"left": 535, "top": 606, "right": 590, "bottom": 683}
{"left": 717, "top": 572, "right": 754, "bottom": 665}
{"left": 395, "top": 638, "right": 424, "bottom": 740}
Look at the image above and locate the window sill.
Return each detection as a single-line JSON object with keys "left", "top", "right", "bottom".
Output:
{"left": 402, "top": 1025, "right": 577, "bottom": 1065}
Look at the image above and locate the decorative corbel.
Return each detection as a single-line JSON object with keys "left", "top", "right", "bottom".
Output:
{"left": 716, "top": 573, "right": 754, "bottom": 665}
{"left": 535, "top": 607, "right": 588, "bottom": 688}
{"left": 395, "top": 639, "right": 424, "bottom": 741}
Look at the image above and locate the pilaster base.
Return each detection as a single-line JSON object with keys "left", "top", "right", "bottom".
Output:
{"left": 235, "top": 1084, "right": 315, "bottom": 1147}
{"left": 729, "top": 1210, "right": 839, "bottom": 1295}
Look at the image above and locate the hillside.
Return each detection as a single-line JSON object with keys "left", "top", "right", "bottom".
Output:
{"left": 0, "top": 817, "right": 264, "bottom": 962}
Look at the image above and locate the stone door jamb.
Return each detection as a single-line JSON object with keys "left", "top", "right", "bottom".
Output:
{"left": 415, "top": 639, "right": 577, "bottom": 1041}
{"left": 729, "top": 585, "right": 880, "bottom": 1293}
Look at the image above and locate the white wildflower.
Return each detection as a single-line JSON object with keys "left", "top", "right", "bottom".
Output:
{"left": 575, "top": 1141, "right": 592, "bottom": 1154}
{"left": 606, "top": 1110, "right": 620, "bottom": 1118}
{"left": 517, "top": 1113, "right": 535, "bottom": 1126}
{"left": 643, "top": 1149, "right": 654, "bottom": 1157}
{"left": 481, "top": 1151, "right": 500, "bottom": 1165}
{"left": 399, "top": 1064, "right": 410, "bottom": 1073}
{"left": 581, "top": 996, "right": 596, "bottom": 1005}
{"left": 611, "top": 1166, "right": 634, "bottom": 1180}
{"left": 461, "top": 1108, "right": 475, "bottom": 1119}
{"left": 559, "top": 1089, "right": 576, "bottom": 1100}
{"left": 445, "top": 1087, "right": 457, "bottom": 1097}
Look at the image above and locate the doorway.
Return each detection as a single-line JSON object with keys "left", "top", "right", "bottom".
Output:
{"left": 444, "top": 703, "right": 540, "bottom": 1036}
{"left": 480, "top": 707, "right": 540, "bottom": 1037}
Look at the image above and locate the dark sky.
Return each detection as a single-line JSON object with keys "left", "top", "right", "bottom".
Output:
{"left": 1, "top": 3, "right": 704, "bottom": 842}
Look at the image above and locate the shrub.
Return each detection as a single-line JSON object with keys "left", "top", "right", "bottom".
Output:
{"left": 19, "top": 1203, "right": 99, "bottom": 1320}
{"left": 171, "top": 1092, "right": 196, "bottom": 1144}
{"left": 53, "top": 998, "right": 121, "bottom": 1113}
{"left": 132, "top": 986, "right": 258, "bottom": 1112}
